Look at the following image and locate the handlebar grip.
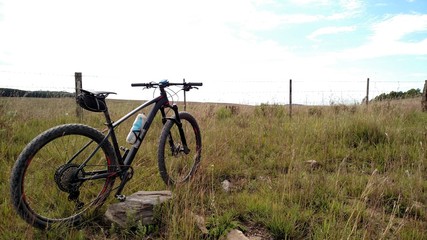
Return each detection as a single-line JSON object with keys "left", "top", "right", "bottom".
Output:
{"left": 188, "top": 82, "right": 203, "bottom": 86}
{"left": 131, "top": 83, "right": 151, "bottom": 87}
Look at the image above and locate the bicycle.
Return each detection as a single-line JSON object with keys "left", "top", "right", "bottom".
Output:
{"left": 10, "top": 79, "right": 203, "bottom": 229}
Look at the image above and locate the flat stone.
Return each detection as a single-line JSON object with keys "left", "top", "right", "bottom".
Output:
{"left": 104, "top": 190, "right": 172, "bottom": 228}
{"left": 226, "top": 229, "right": 249, "bottom": 240}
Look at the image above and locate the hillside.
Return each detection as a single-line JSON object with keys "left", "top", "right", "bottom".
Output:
{"left": 0, "top": 97, "right": 425, "bottom": 239}
{"left": 0, "top": 88, "right": 74, "bottom": 98}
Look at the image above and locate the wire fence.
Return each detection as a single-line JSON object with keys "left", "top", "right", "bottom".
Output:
{"left": 0, "top": 71, "right": 425, "bottom": 106}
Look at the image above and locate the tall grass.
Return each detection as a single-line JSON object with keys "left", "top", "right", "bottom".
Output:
{"left": 1, "top": 97, "right": 426, "bottom": 239}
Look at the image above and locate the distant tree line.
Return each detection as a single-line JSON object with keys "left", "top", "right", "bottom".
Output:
{"left": 0, "top": 88, "right": 74, "bottom": 98}
{"left": 373, "top": 88, "right": 421, "bottom": 101}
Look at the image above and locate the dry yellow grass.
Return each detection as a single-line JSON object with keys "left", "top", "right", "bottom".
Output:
{"left": 1, "top": 97, "right": 426, "bottom": 239}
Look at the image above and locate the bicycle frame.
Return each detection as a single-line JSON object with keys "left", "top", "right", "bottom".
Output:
{"left": 9, "top": 80, "right": 202, "bottom": 229}
{"left": 96, "top": 87, "right": 185, "bottom": 198}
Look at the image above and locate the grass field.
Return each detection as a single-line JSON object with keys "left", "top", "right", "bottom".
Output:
{"left": 0, "top": 97, "right": 426, "bottom": 239}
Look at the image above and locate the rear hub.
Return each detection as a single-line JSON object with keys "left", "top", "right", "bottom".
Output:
{"left": 54, "top": 163, "right": 83, "bottom": 193}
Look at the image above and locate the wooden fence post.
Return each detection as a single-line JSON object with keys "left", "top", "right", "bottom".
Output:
{"left": 422, "top": 80, "right": 427, "bottom": 112}
{"left": 75, "top": 72, "right": 83, "bottom": 119}
{"left": 366, "top": 78, "right": 370, "bottom": 106}
{"left": 289, "top": 79, "right": 292, "bottom": 118}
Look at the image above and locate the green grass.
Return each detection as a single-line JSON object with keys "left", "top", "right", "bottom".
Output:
{"left": 1, "top": 97, "right": 426, "bottom": 239}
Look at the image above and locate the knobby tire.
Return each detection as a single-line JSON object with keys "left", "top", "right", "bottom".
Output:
{"left": 158, "top": 112, "right": 202, "bottom": 186}
{"left": 10, "top": 124, "right": 117, "bottom": 229}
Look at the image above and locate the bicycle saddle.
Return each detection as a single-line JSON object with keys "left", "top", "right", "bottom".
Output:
{"left": 81, "top": 89, "right": 117, "bottom": 98}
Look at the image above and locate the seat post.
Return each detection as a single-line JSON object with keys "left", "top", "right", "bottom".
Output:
{"left": 103, "top": 108, "right": 122, "bottom": 163}
{"left": 103, "top": 107, "right": 113, "bottom": 126}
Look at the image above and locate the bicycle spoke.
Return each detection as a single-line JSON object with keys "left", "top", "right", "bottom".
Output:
{"left": 158, "top": 112, "right": 201, "bottom": 185}
{"left": 11, "top": 124, "right": 116, "bottom": 229}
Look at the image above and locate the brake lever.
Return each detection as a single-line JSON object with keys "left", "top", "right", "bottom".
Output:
{"left": 183, "top": 86, "right": 199, "bottom": 91}
{"left": 143, "top": 82, "right": 158, "bottom": 90}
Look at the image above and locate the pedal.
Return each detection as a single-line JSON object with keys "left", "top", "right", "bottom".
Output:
{"left": 115, "top": 194, "right": 126, "bottom": 202}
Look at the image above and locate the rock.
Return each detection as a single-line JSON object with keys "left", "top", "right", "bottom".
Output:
{"left": 225, "top": 229, "right": 249, "bottom": 240}
{"left": 104, "top": 190, "right": 172, "bottom": 228}
{"left": 222, "top": 180, "right": 232, "bottom": 192}
{"left": 306, "top": 160, "right": 321, "bottom": 170}
{"left": 190, "top": 212, "right": 209, "bottom": 234}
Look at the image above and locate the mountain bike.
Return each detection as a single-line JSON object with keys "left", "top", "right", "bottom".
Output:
{"left": 10, "top": 80, "right": 202, "bottom": 229}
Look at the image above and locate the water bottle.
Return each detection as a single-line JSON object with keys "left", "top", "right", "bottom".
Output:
{"left": 126, "top": 113, "right": 146, "bottom": 144}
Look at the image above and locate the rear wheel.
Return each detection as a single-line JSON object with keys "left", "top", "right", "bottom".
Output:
{"left": 158, "top": 112, "right": 202, "bottom": 186}
{"left": 10, "top": 124, "right": 117, "bottom": 229}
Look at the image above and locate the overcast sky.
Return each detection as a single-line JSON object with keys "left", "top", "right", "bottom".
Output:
{"left": 1, "top": 0, "right": 426, "bottom": 105}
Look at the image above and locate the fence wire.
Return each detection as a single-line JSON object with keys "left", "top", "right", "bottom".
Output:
{"left": 0, "top": 71, "right": 425, "bottom": 105}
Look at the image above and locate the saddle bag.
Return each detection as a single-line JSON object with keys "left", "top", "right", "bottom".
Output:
{"left": 76, "top": 90, "right": 107, "bottom": 112}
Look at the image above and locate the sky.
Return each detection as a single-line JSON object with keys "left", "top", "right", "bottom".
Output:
{"left": 0, "top": 0, "right": 427, "bottom": 105}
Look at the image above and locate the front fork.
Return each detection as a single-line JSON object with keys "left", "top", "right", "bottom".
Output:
{"left": 164, "top": 105, "right": 189, "bottom": 154}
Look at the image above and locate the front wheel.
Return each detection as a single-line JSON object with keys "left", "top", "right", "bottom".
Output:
{"left": 158, "top": 112, "right": 202, "bottom": 186}
{"left": 10, "top": 124, "right": 117, "bottom": 229}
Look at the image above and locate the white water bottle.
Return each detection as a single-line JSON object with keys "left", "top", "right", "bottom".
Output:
{"left": 126, "top": 113, "right": 146, "bottom": 144}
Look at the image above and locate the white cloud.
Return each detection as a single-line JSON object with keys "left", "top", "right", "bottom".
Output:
{"left": 279, "top": 13, "right": 324, "bottom": 24}
{"left": 288, "top": 0, "right": 363, "bottom": 14}
{"left": 371, "top": 14, "right": 427, "bottom": 42}
{"left": 337, "top": 14, "right": 427, "bottom": 59}
{"left": 0, "top": 0, "right": 425, "bottom": 104}
{"left": 308, "top": 26, "right": 356, "bottom": 41}
{"left": 339, "top": 0, "right": 364, "bottom": 11}
{"left": 0, "top": 0, "right": 301, "bottom": 102}
{"left": 289, "top": 0, "right": 330, "bottom": 5}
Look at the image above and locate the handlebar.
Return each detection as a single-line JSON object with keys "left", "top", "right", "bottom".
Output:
{"left": 131, "top": 80, "right": 203, "bottom": 90}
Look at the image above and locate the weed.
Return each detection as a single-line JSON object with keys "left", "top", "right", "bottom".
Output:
{"left": 1, "top": 97, "right": 426, "bottom": 239}
{"left": 216, "top": 106, "right": 233, "bottom": 120}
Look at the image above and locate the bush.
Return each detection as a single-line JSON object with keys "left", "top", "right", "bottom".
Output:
{"left": 344, "top": 119, "right": 387, "bottom": 148}
{"left": 373, "top": 88, "right": 421, "bottom": 101}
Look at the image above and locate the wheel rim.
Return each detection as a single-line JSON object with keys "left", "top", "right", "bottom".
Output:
{"left": 164, "top": 119, "right": 201, "bottom": 184}
{"left": 21, "top": 134, "right": 113, "bottom": 224}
